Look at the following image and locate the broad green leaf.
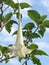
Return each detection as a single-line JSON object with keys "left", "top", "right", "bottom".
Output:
{"left": 5, "top": 20, "right": 17, "bottom": 33}
{"left": 0, "top": 14, "right": 2, "bottom": 20}
{"left": 38, "top": 15, "right": 47, "bottom": 24}
{"left": 12, "top": 30, "right": 17, "bottom": 35}
{"left": 9, "top": 1, "right": 15, "bottom": 8}
{"left": 32, "top": 33, "right": 40, "bottom": 38}
{"left": 4, "top": 54, "right": 9, "bottom": 63}
{"left": 23, "top": 31, "right": 33, "bottom": 42}
{"left": 8, "top": 44, "right": 13, "bottom": 46}
{"left": 28, "top": 10, "right": 40, "bottom": 24}
{"left": 23, "top": 30, "right": 32, "bottom": 37}
{"left": 18, "top": 57, "right": 22, "bottom": 62}
{"left": 32, "top": 49, "right": 48, "bottom": 56}
{"left": 2, "top": 47, "right": 9, "bottom": 54}
{"left": 42, "top": 20, "right": 49, "bottom": 27}
{"left": 40, "top": 15, "right": 47, "bottom": 21}
{"left": 23, "top": 31, "right": 40, "bottom": 40}
{"left": 0, "top": 0, "right": 2, "bottom": 4}
{"left": 32, "top": 55, "right": 41, "bottom": 65}
{"left": 15, "top": 3, "right": 19, "bottom": 9}
{"left": 4, "top": 12, "right": 12, "bottom": 22}
{"left": 0, "top": 45, "right": 3, "bottom": 51}
{"left": 3, "top": 0, "right": 12, "bottom": 5}
{"left": 3, "top": 0, "right": 15, "bottom": 8}
{"left": 23, "top": 31, "right": 27, "bottom": 36}
{"left": 5, "top": 59, "right": 9, "bottom": 63}
{"left": 23, "top": 30, "right": 33, "bottom": 42}
{"left": 28, "top": 44, "right": 38, "bottom": 49}
{"left": 38, "top": 26, "right": 46, "bottom": 37}
{"left": 23, "top": 22, "right": 35, "bottom": 30}
{"left": 5, "top": 24, "right": 11, "bottom": 33}
{"left": 20, "top": 3, "right": 31, "bottom": 9}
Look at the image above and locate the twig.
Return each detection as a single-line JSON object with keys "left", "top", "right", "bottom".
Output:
{"left": 34, "top": 27, "right": 38, "bottom": 33}
{"left": 3, "top": 19, "right": 11, "bottom": 27}
{"left": 3, "top": 6, "right": 9, "bottom": 12}
{"left": 22, "top": 59, "right": 28, "bottom": 65}
{"left": 0, "top": 56, "right": 16, "bottom": 62}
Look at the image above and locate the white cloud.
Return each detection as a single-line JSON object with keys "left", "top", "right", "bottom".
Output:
{"left": 35, "top": 41, "right": 49, "bottom": 49}
{"left": 35, "top": 41, "right": 49, "bottom": 54}
{"left": 41, "top": 0, "right": 49, "bottom": 12}
{"left": 13, "top": 0, "right": 32, "bottom": 5}
{"left": 0, "top": 27, "right": 16, "bottom": 46}
{"left": 9, "top": 59, "right": 21, "bottom": 65}
{"left": 46, "top": 28, "right": 49, "bottom": 33}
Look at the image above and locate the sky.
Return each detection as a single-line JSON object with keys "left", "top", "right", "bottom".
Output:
{"left": 0, "top": 0, "right": 49, "bottom": 65}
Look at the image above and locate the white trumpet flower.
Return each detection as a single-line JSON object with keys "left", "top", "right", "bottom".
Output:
{"left": 9, "top": 22, "right": 32, "bottom": 58}
{"left": 8, "top": 1, "right": 32, "bottom": 58}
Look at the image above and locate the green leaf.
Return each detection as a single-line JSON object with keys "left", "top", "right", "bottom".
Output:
{"left": 38, "top": 15, "right": 47, "bottom": 24}
{"left": 20, "top": 3, "right": 31, "bottom": 9}
{"left": 38, "top": 26, "right": 46, "bottom": 37}
{"left": 16, "top": 12, "right": 22, "bottom": 19}
{"left": 32, "top": 49, "right": 48, "bottom": 56}
{"left": 32, "top": 55, "right": 41, "bottom": 65}
{"left": 28, "top": 44, "right": 38, "bottom": 49}
{"left": 28, "top": 10, "right": 40, "bottom": 24}
{"left": 12, "top": 30, "right": 17, "bottom": 35}
{"left": 14, "top": 3, "right": 31, "bottom": 9}
{"left": 9, "top": 1, "right": 16, "bottom": 8}
{"left": 3, "top": 0, "right": 15, "bottom": 8}
{"left": 4, "top": 54, "right": 9, "bottom": 63}
{"left": 5, "top": 59, "right": 9, "bottom": 63}
{"left": 23, "top": 30, "right": 32, "bottom": 39}
{"left": 42, "top": 20, "right": 49, "bottom": 27}
{"left": 4, "top": 12, "right": 12, "bottom": 22}
{"left": 32, "top": 33, "right": 40, "bottom": 38}
{"left": 18, "top": 57, "right": 22, "bottom": 62}
{"left": 23, "top": 22, "right": 35, "bottom": 30}
{"left": 15, "top": 3, "right": 19, "bottom": 9}
{"left": 0, "top": 0, "right": 2, "bottom": 4}
{"left": 8, "top": 44, "right": 13, "bottom": 46}
{"left": 0, "top": 45, "right": 3, "bottom": 51}
{"left": 0, "top": 14, "right": 2, "bottom": 20}
{"left": 5, "top": 20, "right": 17, "bottom": 33}
{"left": 40, "top": 15, "right": 47, "bottom": 21}
{"left": 2, "top": 47, "right": 9, "bottom": 55}
{"left": 3, "top": 0, "right": 12, "bottom": 5}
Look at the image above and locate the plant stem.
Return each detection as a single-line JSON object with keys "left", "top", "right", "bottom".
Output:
{"left": 0, "top": 56, "right": 16, "bottom": 62}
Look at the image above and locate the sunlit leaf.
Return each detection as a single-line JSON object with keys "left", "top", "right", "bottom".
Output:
{"left": 12, "top": 30, "right": 17, "bottom": 35}
{"left": 40, "top": 15, "right": 47, "bottom": 21}
{"left": 23, "top": 22, "right": 35, "bottom": 30}
{"left": 42, "top": 20, "right": 49, "bottom": 27}
{"left": 28, "top": 44, "right": 38, "bottom": 49}
{"left": 4, "top": 12, "right": 12, "bottom": 22}
{"left": 32, "top": 55, "right": 41, "bottom": 65}
{"left": 5, "top": 20, "right": 17, "bottom": 33}
{"left": 32, "top": 33, "right": 40, "bottom": 38}
{"left": 32, "top": 49, "right": 48, "bottom": 56}
{"left": 0, "top": 45, "right": 3, "bottom": 51}
{"left": 38, "top": 26, "right": 46, "bottom": 37}
{"left": 0, "top": 0, "right": 2, "bottom": 4}
{"left": 28, "top": 10, "right": 40, "bottom": 24}
{"left": 20, "top": 3, "right": 31, "bottom": 9}
{"left": 2, "top": 47, "right": 9, "bottom": 54}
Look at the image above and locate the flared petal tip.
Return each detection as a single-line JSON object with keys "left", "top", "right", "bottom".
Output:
{"left": 27, "top": 49, "right": 32, "bottom": 54}
{"left": 22, "top": 46, "right": 32, "bottom": 55}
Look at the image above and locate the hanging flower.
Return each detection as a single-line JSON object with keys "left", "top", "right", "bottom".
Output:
{"left": 8, "top": 22, "right": 32, "bottom": 58}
